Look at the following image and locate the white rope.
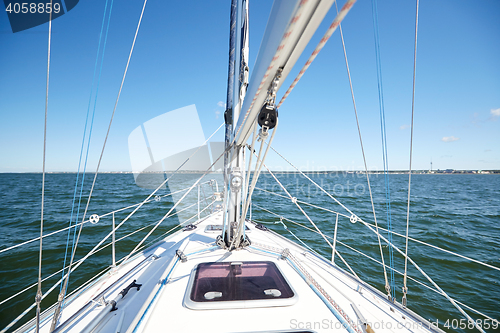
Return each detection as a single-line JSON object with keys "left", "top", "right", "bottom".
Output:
{"left": 269, "top": 146, "right": 360, "bottom": 222}
{"left": 252, "top": 154, "right": 335, "bottom": 253}
{"left": 357, "top": 220, "right": 500, "bottom": 272}
{"left": 358, "top": 219, "right": 486, "bottom": 333}
{"left": 242, "top": 123, "right": 259, "bottom": 206}
{"left": 0, "top": 197, "right": 216, "bottom": 331}
{"left": 121, "top": 142, "right": 228, "bottom": 265}
{"left": 0, "top": 186, "right": 193, "bottom": 255}
{"left": 233, "top": 122, "right": 278, "bottom": 248}
{"left": 403, "top": 0, "right": 419, "bottom": 307}
{"left": 266, "top": 147, "right": 500, "bottom": 274}
{"left": 331, "top": 237, "right": 497, "bottom": 324}
{"left": 251, "top": 202, "right": 497, "bottom": 325}
{"left": 253, "top": 201, "right": 496, "bottom": 328}
{"left": 36, "top": 3, "right": 52, "bottom": 331}
{"left": 253, "top": 202, "right": 359, "bottom": 279}
{"left": 255, "top": 185, "right": 500, "bottom": 273}
{"left": 336, "top": 4, "right": 390, "bottom": 300}
{"left": 254, "top": 186, "right": 350, "bottom": 219}
{"left": 51, "top": 121, "right": 223, "bottom": 328}
{"left": 1, "top": 248, "right": 126, "bottom": 333}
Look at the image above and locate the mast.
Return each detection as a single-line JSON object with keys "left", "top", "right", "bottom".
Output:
{"left": 222, "top": 0, "right": 237, "bottom": 246}
{"left": 221, "top": 0, "right": 249, "bottom": 247}
{"left": 222, "top": 0, "right": 342, "bottom": 248}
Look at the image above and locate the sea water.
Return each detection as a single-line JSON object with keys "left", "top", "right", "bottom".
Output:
{"left": 0, "top": 173, "right": 498, "bottom": 332}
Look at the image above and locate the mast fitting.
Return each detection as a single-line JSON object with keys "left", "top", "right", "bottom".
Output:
{"left": 224, "top": 107, "right": 233, "bottom": 125}
{"left": 258, "top": 68, "right": 282, "bottom": 130}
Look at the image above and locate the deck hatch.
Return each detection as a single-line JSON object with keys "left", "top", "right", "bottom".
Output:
{"left": 184, "top": 261, "right": 298, "bottom": 309}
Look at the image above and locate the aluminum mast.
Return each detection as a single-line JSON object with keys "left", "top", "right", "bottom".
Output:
{"left": 221, "top": 0, "right": 249, "bottom": 246}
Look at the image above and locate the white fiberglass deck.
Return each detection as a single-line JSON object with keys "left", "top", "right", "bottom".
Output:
{"left": 23, "top": 211, "right": 443, "bottom": 333}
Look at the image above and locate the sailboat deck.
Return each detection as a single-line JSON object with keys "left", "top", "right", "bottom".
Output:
{"left": 23, "top": 211, "right": 443, "bottom": 333}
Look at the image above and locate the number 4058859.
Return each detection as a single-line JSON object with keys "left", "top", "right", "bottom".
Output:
{"left": 5, "top": 2, "right": 61, "bottom": 14}
{"left": 444, "top": 318, "right": 499, "bottom": 330}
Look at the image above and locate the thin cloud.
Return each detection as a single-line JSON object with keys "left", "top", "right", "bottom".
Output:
{"left": 215, "top": 110, "right": 221, "bottom": 119}
{"left": 399, "top": 124, "right": 409, "bottom": 130}
{"left": 441, "top": 136, "right": 459, "bottom": 142}
{"left": 490, "top": 108, "right": 500, "bottom": 121}
{"left": 217, "top": 101, "right": 225, "bottom": 108}
{"left": 471, "top": 112, "right": 481, "bottom": 127}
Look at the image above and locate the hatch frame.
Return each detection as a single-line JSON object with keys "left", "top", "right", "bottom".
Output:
{"left": 183, "top": 260, "right": 299, "bottom": 310}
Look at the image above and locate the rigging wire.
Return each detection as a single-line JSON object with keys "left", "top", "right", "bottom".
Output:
{"left": 1, "top": 188, "right": 218, "bottom": 333}
{"left": 261, "top": 144, "right": 498, "bottom": 330}
{"left": 269, "top": 145, "right": 360, "bottom": 219}
{"left": 5, "top": 181, "right": 497, "bottom": 274}
{"left": 51, "top": 0, "right": 149, "bottom": 329}
{"left": 120, "top": 140, "right": 232, "bottom": 265}
{"left": 64, "top": 123, "right": 222, "bottom": 277}
{"left": 255, "top": 187, "right": 349, "bottom": 218}
{"left": 60, "top": 0, "right": 113, "bottom": 297}
{"left": 51, "top": 123, "right": 223, "bottom": 326}
{"left": 0, "top": 186, "right": 193, "bottom": 255}
{"left": 267, "top": 145, "right": 500, "bottom": 273}
{"left": 0, "top": 193, "right": 208, "bottom": 308}
{"left": 370, "top": 0, "right": 395, "bottom": 300}
{"left": 257, "top": 184, "right": 489, "bottom": 333}
{"left": 279, "top": 211, "right": 496, "bottom": 323}
{"left": 403, "top": 0, "right": 419, "bottom": 308}
{"left": 36, "top": 2, "right": 52, "bottom": 332}
{"left": 335, "top": 2, "right": 391, "bottom": 300}
{"left": 253, "top": 200, "right": 496, "bottom": 325}
{"left": 253, "top": 202, "right": 359, "bottom": 280}
{"left": 359, "top": 220, "right": 487, "bottom": 332}
{"left": 246, "top": 148, "right": 341, "bottom": 265}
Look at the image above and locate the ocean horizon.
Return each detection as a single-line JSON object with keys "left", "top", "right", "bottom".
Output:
{"left": 1, "top": 173, "right": 499, "bottom": 332}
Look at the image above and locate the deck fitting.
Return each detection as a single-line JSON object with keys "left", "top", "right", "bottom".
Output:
{"left": 176, "top": 249, "right": 188, "bottom": 263}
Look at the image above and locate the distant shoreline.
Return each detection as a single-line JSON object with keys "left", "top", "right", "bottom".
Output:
{"left": 1, "top": 170, "right": 499, "bottom": 174}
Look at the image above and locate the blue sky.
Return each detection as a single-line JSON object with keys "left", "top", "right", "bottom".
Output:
{"left": 0, "top": 0, "right": 499, "bottom": 172}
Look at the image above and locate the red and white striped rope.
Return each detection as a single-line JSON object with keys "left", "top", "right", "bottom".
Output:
{"left": 234, "top": 0, "right": 310, "bottom": 140}
{"left": 252, "top": 242, "right": 362, "bottom": 333}
{"left": 277, "top": 0, "right": 356, "bottom": 109}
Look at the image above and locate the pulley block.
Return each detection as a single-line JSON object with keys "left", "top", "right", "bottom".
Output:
{"left": 258, "top": 104, "right": 278, "bottom": 129}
